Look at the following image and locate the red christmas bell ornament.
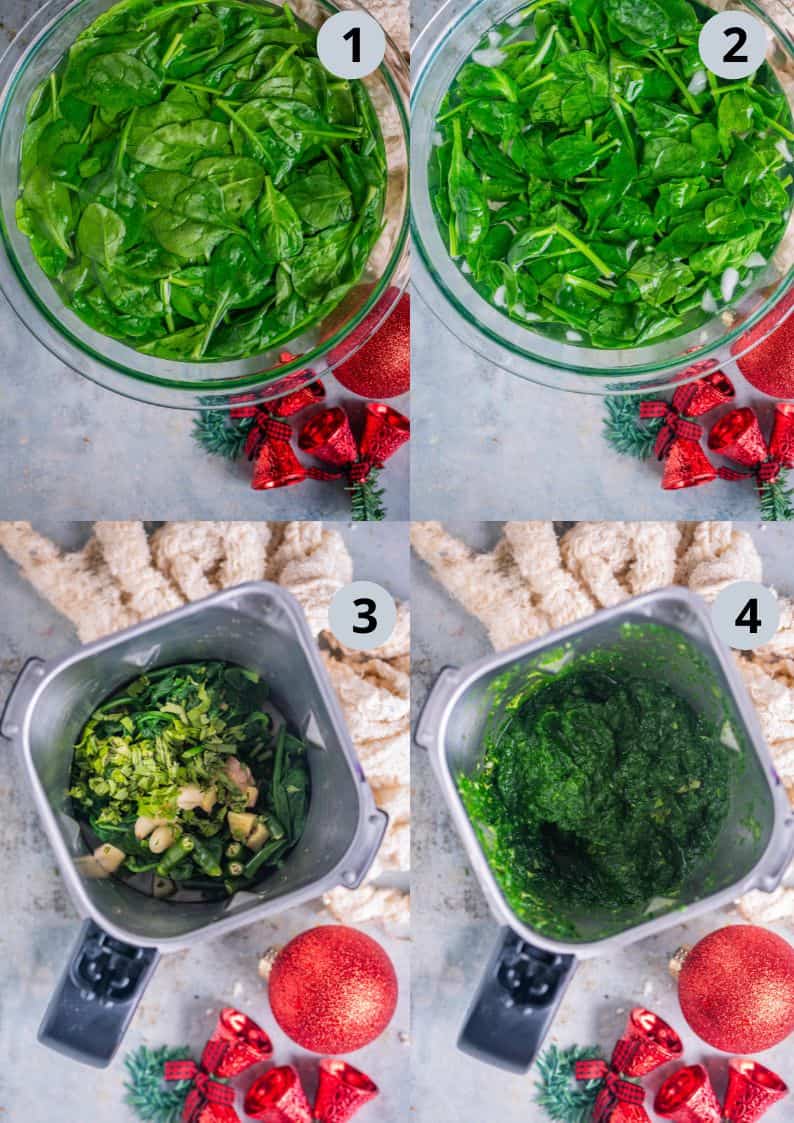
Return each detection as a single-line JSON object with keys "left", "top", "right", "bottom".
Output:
{"left": 619, "top": 1007, "right": 683, "bottom": 1076}
{"left": 244, "top": 1066, "right": 313, "bottom": 1123}
{"left": 210, "top": 1007, "right": 273, "bottom": 1077}
{"left": 682, "top": 366, "right": 736, "bottom": 415}
{"left": 298, "top": 407, "right": 358, "bottom": 466}
{"left": 654, "top": 1064, "right": 722, "bottom": 1123}
{"left": 329, "top": 290, "right": 410, "bottom": 400}
{"left": 732, "top": 288, "right": 794, "bottom": 399}
{"left": 708, "top": 408, "right": 770, "bottom": 468}
{"left": 723, "top": 1058, "right": 789, "bottom": 1123}
{"left": 358, "top": 402, "right": 410, "bottom": 465}
{"left": 677, "top": 925, "right": 794, "bottom": 1052}
{"left": 267, "top": 925, "right": 398, "bottom": 1054}
{"left": 769, "top": 402, "right": 794, "bottom": 468}
{"left": 313, "top": 1059, "right": 379, "bottom": 1123}
{"left": 251, "top": 438, "right": 307, "bottom": 490}
{"left": 661, "top": 439, "right": 717, "bottom": 489}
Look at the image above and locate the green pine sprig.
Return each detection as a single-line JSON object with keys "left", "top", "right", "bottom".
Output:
{"left": 534, "top": 1044, "right": 602, "bottom": 1123}
{"left": 124, "top": 1045, "right": 193, "bottom": 1123}
{"left": 192, "top": 410, "right": 253, "bottom": 460}
{"left": 759, "top": 472, "right": 794, "bottom": 521}
{"left": 348, "top": 468, "right": 386, "bottom": 522}
{"left": 603, "top": 395, "right": 662, "bottom": 460}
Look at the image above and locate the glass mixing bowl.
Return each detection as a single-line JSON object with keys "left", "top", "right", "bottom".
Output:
{"left": 412, "top": 0, "right": 794, "bottom": 395}
{"left": 0, "top": 0, "right": 409, "bottom": 408}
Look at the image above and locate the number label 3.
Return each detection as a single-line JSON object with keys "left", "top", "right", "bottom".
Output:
{"left": 329, "top": 581, "right": 398, "bottom": 651}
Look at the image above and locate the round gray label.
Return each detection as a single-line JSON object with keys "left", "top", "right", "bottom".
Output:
{"left": 698, "top": 12, "right": 768, "bottom": 81}
{"left": 711, "top": 581, "right": 780, "bottom": 651}
{"left": 317, "top": 11, "right": 386, "bottom": 81}
{"left": 328, "top": 580, "right": 397, "bottom": 651}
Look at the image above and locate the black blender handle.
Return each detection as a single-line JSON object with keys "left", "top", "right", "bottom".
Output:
{"left": 458, "top": 927, "right": 577, "bottom": 1073}
{"left": 39, "top": 919, "right": 160, "bottom": 1067}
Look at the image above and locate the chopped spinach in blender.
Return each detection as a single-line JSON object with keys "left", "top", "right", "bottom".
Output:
{"left": 459, "top": 655, "right": 734, "bottom": 938}
{"left": 69, "top": 661, "right": 310, "bottom": 899}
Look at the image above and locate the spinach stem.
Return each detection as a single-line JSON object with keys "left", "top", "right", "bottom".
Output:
{"left": 161, "top": 30, "right": 184, "bottom": 69}
{"left": 762, "top": 115, "right": 794, "bottom": 142}
{"left": 563, "top": 273, "right": 613, "bottom": 300}
{"left": 651, "top": 51, "right": 701, "bottom": 116}
{"left": 550, "top": 223, "right": 614, "bottom": 277}
{"left": 216, "top": 98, "right": 267, "bottom": 155}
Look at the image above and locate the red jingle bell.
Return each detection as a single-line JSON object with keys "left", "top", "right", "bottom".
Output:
{"left": 210, "top": 1008, "right": 273, "bottom": 1077}
{"left": 723, "top": 1058, "right": 789, "bottom": 1123}
{"left": 708, "top": 408, "right": 770, "bottom": 468}
{"left": 244, "top": 1066, "right": 313, "bottom": 1123}
{"left": 654, "top": 1064, "right": 722, "bottom": 1123}
{"left": 251, "top": 439, "right": 307, "bottom": 490}
{"left": 619, "top": 1007, "right": 684, "bottom": 1076}
{"left": 661, "top": 439, "right": 718, "bottom": 489}
{"left": 298, "top": 407, "right": 359, "bottom": 466}
{"left": 313, "top": 1059, "right": 379, "bottom": 1123}
{"left": 358, "top": 402, "right": 411, "bottom": 465}
{"left": 768, "top": 402, "right": 794, "bottom": 468}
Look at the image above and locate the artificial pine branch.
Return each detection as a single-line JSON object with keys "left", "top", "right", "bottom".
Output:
{"left": 759, "top": 473, "right": 794, "bottom": 521}
{"left": 534, "top": 1044, "right": 601, "bottom": 1123}
{"left": 192, "top": 410, "right": 253, "bottom": 460}
{"left": 348, "top": 468, "right": 386, "bottom": 522}
{"left": 603, "top": 394, "right": 662, "bottom": 460}
{"left": 124, "top": 1045, "right": 192, "bottom": 1123}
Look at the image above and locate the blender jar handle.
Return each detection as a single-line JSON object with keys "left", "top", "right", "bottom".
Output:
{"left": 458, "top": 927, "right": 577, "bottom": 1073}
{"left": 0, "top": 656, "right": 46, "bottom": 739}
{"left": 414, "top": 665, "right": 461, "bottom": 751}
{"left": 39, "top": 919, "right": 160, "bottom": 1067}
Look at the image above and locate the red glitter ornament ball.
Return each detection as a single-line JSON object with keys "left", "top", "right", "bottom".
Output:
{"left": 732, "top": 289, "right": 794, "bottom": 399}
{"left": 330, "top": 291, "right": 410, "bottom": 400}
{"left": 267, "top": 926, "right": 398, "bottom": 1054}
{"left": 678, "top": 926, "right": 794, "bottom": 1053}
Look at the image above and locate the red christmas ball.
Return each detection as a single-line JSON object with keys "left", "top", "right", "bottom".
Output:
{"left": 268, "top": 925, "right": 398, "bottom": 1054}
{"left": 733, "top": 289, "right": 794, "bottom": 398}
{"left": 678, "top": 925, "right": 794, "bottom": 1053}
{"left": 330, "top": 291, "right": 410, "bottom": 400}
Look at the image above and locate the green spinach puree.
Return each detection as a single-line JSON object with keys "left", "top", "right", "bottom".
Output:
{"left": 460, "top": 658, "right": 733, "bottom": 938}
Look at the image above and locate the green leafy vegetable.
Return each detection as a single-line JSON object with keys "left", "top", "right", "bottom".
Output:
{"left": 69, "top": 661, "right": 310, "bottom": 898}
{"left": 17, "top": 0, "right": 386, "bottom": 361}
{"left": 430, "top": 0, "right": 793, "bottom": 349}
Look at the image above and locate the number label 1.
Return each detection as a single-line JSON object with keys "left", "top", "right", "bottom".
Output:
{"left": 317, "top": 11, "right": 386, "bottom": 80}
{"left": 329, "top": 581, "right": 397, "bottom": 651}
{"left": 712, "top": 581, "right": 780, "bottom": 650}
{"left": 698, "top": 12, "right": 768, "bottom": 80}
{"left": 343, "top": 25, "right": 362, "bottom": 65}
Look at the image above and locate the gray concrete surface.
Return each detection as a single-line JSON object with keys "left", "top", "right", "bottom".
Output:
{"left": 411, "top": 0, "right": 784, "bottom": 522}
{"left": 0, "top": 521, "right": 409, "bottom": 1123}
{"left": 412, "top": 522, "right": 794, "bottom": 1122}
{"left": 0, "top": 1, "right": 409, "bottom": 522}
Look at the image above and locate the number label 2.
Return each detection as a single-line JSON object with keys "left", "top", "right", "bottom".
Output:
{"left": 723, "top": 25, "right": 749, "bottom": 64}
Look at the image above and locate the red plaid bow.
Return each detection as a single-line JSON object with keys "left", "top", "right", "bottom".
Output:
{"left": 165, "top": 1039, "right": 237, "bottom": 1123}
{"left": 245, "top": 416, "right": 295, "bottom": 460}
{"left": 639, "top": 392, "right": 704, "bottom": 460}
{"left": 718, "top": 459, "right": 782, "bottom": 484}
{"left": 576, "top": 1039, "right": 647, "bottom": 1122}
